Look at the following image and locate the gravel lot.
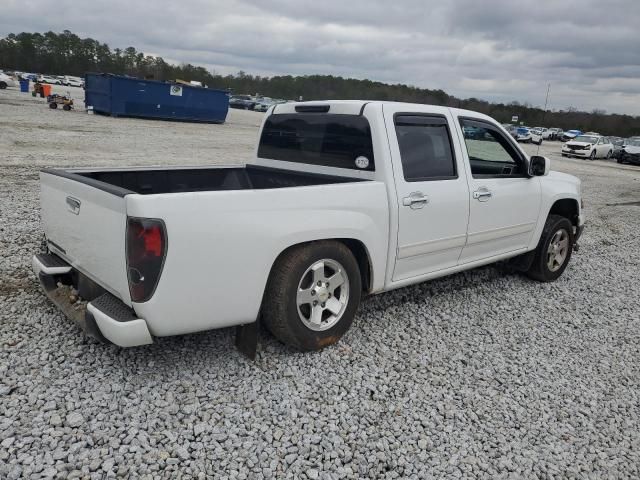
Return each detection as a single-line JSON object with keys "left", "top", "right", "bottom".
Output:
{"left": 1, "top": 85, "right": 640, "bottom": 479}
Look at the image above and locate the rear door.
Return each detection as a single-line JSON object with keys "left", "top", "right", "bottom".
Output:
{"left": 454, "top": 117, "right": 541, "bottom": 264}
{"left": 40, "top": 171, "right": 132, "bottom": 303}
{"left": 383, "top": 104, "right": 470, "bottom": 281}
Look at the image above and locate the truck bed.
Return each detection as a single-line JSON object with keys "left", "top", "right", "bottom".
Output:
{"left": 43, "top": 165, "right": 365, "bottom": 196}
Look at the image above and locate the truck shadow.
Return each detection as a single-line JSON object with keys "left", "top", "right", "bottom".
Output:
{"left": 98, "top": 263, "right": 519, "bottom": 378}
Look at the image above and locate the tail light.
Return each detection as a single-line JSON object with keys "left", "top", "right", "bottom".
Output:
{"left": 126, "top": 217, "right": 167, "bottom": 303}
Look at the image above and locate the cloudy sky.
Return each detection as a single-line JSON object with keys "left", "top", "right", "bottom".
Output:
{"left": 2, "top": 0, "right": 640, "bottom": 114}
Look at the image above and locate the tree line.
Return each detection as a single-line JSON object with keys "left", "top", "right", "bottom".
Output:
{"left": 1, "top": 30, "right": 638, "bottom": 136}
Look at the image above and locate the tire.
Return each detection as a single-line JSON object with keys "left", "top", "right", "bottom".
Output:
{"left": 589, "top": 150, "right": 596, "bottom": 160}
{"left": 617, "top": 158, "right": 624, "bottom": 164}
{"left": 0, "top": 81, "right": 7, "bottom": 89}
{"left": 606, "top": 150, "right": 612, "bottom": 159}
{"left": 63, "top": 104, "right": 71, "bottom": 111}
{"left": 262, "top": 240, "right": 362, "bottom": 351}
{"left": 49, "top": 102, "right": 57, "bottom": 109}
{"left": 526, "top": 215, "right": 574, "bottom": 282}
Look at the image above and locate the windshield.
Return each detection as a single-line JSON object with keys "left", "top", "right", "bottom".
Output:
{"left": 574, "top": 136, "right": 597, "bottom": 143}
{"left": 627, "top": 139, "right": 640, "bottom": 146}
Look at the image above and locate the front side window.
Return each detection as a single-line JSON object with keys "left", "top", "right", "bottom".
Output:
{"left": 459, "top": 119, "right": 525, "bottom": 178}
{"left": 257, "top": 114, "right": 375, "bottom": 171}
{"left": 394, "top": 115, "right": 456, "bottom": 181}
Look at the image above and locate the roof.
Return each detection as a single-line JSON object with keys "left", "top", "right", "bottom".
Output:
{"left": 273, "top": 100, "right": 496, "bottom": 123}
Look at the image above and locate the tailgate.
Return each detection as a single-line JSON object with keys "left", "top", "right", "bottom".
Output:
{"left": 40, "top": 170, "right": 132, "bottom": 305}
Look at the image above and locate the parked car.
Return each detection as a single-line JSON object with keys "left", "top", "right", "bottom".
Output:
{"left": 610, "top": 137, "right": 626, "bottom": 160}
{"left": 38, "top": 75, "right": 62, "bottom": 85}
{"left": 617, "top": 138, "right": 640, "bottom": 165}
{"left": 540, "top": 128, "right": 553, "bottom": 140}
{"left": 229, "top": 95, "right": 256, "bottom": 110}
{"left": 547, "top": 128, "right": 563, "bottom": 140}
{"left": 62, "top": 76, "right": 84, "bottom": 88}
{"left": 19, "top": 72, "right": 38, "bottom": 81}
{"left": 561, "top": 130, "right": 582, "bottom": 142}
{"left": 253, "top": 97, "right": 275, "bottom": 112}
{"left": 515, "top": 127, "right": 533, "bottom": 143}
{"left": 529, "top": 128, "right": 544, "bottom": 145}
{"left": 562, "top": 134, "right": 613, "bottom": 160}
{"left": 0, "top": 72, "right": 18, "bottom": 89}
{"left": 32, "top": 101, "right": 584, "bottom": 355}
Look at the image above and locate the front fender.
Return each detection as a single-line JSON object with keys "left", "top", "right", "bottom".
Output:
{"left": 527, "top": 172, "right": 582, "bottom": 250}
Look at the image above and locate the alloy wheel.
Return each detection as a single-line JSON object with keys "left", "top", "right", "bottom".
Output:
{"left": 296, "top": 259, "right": 350, "bottom": 331}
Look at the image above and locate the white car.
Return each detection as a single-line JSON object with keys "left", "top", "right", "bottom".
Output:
{"left": 562, "top": 135, "right": 614, "bottom": 160}
{"left": 529, "top": 128, "right": 544, "bottom": 145}
{"left": 536, "top": 128, "right": 553, "bottom": 140}
{"left": 253, "top": 97, "right": 275, "bottom": 112}
{"left": 32, "top": 101, "right": 584, "bottom": 355}
{"left": 38, "top": 75, "right": 62, "bottom": 85}
{"left": 0, "top": 73, "right": 18, "bottom": 89}
{"left": 515, "top": 127, "right": 533, "bottom": 143}
{"left": 63, "top": 76, "right": 84, "bottom": 88}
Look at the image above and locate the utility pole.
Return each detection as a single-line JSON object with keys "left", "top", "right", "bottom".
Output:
{"left": 538, "top": 83, "right": 551, "bottom": 155}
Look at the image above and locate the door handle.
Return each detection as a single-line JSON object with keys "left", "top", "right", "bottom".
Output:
{"left": 402, "top": 192, "right": 429, "bottom": 209}
{"left": 473, "top": 189, "right": 492, "bottom": 201}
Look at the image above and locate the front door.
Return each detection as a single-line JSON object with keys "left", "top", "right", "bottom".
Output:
{"left": 383, "top": 104, "right": 470, "bottom": 281}
{"left": 455, "top": 117, "right": 541, "bottom": 264}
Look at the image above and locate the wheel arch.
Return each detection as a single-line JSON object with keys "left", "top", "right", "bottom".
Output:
{"left": 548, "top": 198, "right": 579, "bottom": 227}
{"left": 267, "top": 238, "right": 374, "bottom": 295}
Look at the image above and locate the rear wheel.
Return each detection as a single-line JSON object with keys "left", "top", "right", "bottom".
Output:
{"left": 49, "top": 102, "right": 57, "bottom": 109}
{"left": 0, "top": 81, "right": 7, "bottom": 89}
{"left": 526, "top": 215, "right": 573, "bottom": 282}
{"left": 262, "top": 241, "right": 362, "bottom": 351}
{"left": 63, "top": 104, "right": 71, "bottom": 111}
{"left": 606, "top": 150, "right": 612, "bottom": 159}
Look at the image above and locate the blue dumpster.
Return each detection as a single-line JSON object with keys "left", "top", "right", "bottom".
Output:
{"left": 84, "top": 73, "right": 229, "bottom": 123}
{"left": 19, "top": 79, "right": 30, "bottom": 92}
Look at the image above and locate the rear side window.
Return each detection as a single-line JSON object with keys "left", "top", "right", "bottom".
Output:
{"left": 394, "top": 115, "right": 456, "bottom": 181}
{"left": 258, "top": 114, "right": 375, "bottom": 171}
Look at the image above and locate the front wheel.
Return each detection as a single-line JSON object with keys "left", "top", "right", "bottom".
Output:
{"left": 590, "top": 150, "right": 596, "bottom": 160}
{"left": 262, "top": 241, "right": 362, "bottom": 351}
{"left": 526, "top": 215, "right": 574, "bottom": 282}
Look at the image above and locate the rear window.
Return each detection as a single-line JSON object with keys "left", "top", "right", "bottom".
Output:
{"left": 395, "top": 115, "right": 456, "bottom": 181}
{"left": 257, "top": 114, "right": 375, "bottom": 171}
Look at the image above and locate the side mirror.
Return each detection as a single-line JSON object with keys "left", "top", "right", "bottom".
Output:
{"left": 529, "top": 155, "right": 549, "bottom": 177}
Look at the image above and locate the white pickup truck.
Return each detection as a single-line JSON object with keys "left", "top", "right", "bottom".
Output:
{"left": 33, "top": 101, "right": 585, "bottom": 356}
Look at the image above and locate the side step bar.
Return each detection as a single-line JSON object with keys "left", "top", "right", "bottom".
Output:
{"left": 32, "top": 253, "right": 72, "bottom": 275}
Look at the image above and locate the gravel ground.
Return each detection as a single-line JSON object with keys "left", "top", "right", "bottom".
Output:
{"left": 1, "top": 86, "right": 640, "bottom": 479}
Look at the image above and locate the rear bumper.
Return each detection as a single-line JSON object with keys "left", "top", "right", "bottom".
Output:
{"left": 32, "top": 254, "right": 153, "bottom": 347}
